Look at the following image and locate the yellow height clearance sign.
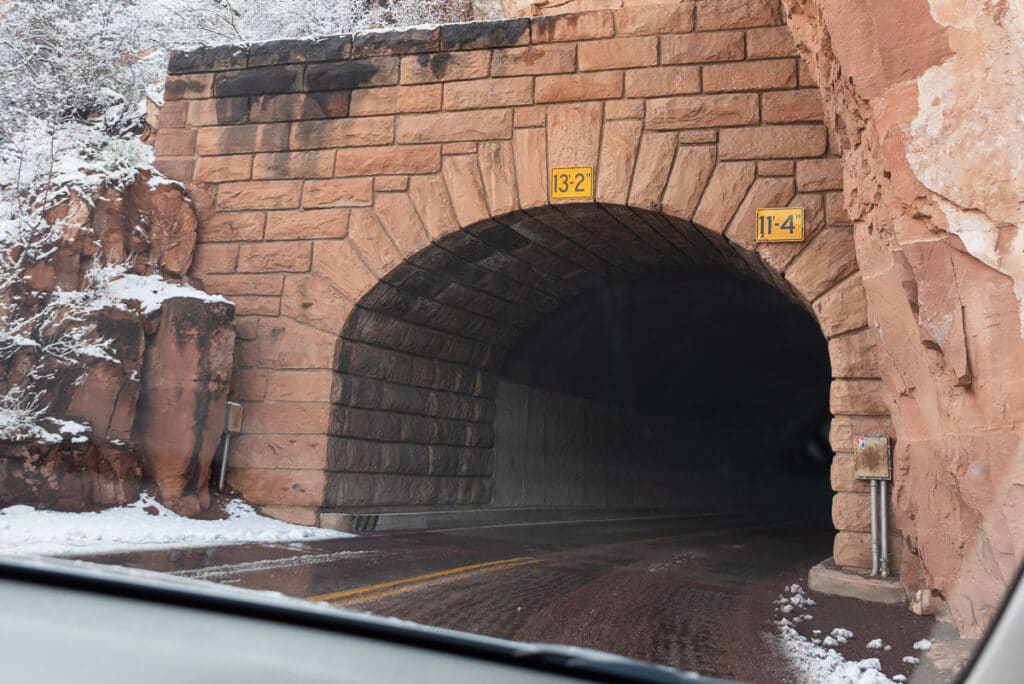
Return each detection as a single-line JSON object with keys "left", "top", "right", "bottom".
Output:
{"left": 756, "top": 207, "right": 804, "bottom": 242}
{"left": 550, "top": 167, "right": 594, "bottom": 199}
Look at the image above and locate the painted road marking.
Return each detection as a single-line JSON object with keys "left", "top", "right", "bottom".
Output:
{"left": 172, "top": 549, "right": 377, "bottom": 580}
{"left": 307, "top": 556, "right": 538, "bottom": 605}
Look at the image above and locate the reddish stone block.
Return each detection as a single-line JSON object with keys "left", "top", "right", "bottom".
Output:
{"left": 265, "top": 208, "right": 350, "bottom": 240}
{"left": 400, "top": 51, "right": 490, "bottom": 84}
{"left": 660, "top": 31, "right": 745, "bottom": 64}
{"left": 702, "top": 59, "right": 797, "bottom": 92}
{"left": 578, "top": 36, "right": 658, "bottom": 71}
{"left": 202, "top": 273, "right": 284, "bottom": 296}
{"left": 746, "top": 25, "right": 798, "bottom": 58}
{"left": 187, "top": 97, "right": 249, "bottom": 126}
{"left": 253, "top": 150, "right": 335, "bottom": 179}
{"left": 762, "top": 89, "right": 825, "bottom": 123}
{"left": 231, "top": 295, "right": 281, "bottom": 316}
{"left": 396, "top": 110, "right": 513, "bottom": 143}
{"left": 201, "top": 212, "right": 266, "bottom": 242}
{"left": 758, "top": 160, "right": 794, "bottom": 176}
{"left": 334, "top": 144, "right": 441, "bottom": 176}
{"left": 196, "top": 123, "right": 289, "bottom": 155}
{"left": 164, "top": 73, "right": 214, "bottom": 100}
{"left": 290, "top": 117, "right": 395, "bottom": 150}
{"left": 605, "top": 99, "right": 644, "bottom": 120}
{"left": 191, "top": 243, "right": 238, "bottom": 274}
{"left": 195, "top": 155, "right": 253, "bottom": 183}
{"left": 615, "top": 4, "right": 695, "bottom": 35}
{"left": 718, "top": 124, "right": 827, "bottom": 159}
{"left": 797, "top": 157, "right": 844, "bottom": 191}
{"left": 374, "top": 176, "right": 409, "bottom": 192}
{"left": 532, "top": 11, "right": 615, "bottom": 43}
{"left": 303, "top": 178, "right": 374, "bottom": 208}
{"left": 249, "top": 92, "right": 350, "bottom": 122}
{"left": 216, "top": 180, "right": 302, "bottom": 211}
{"left": 158, "top": 101, "right": 188, "bottom": 128}
{"left": 491, "top": 45, "right": 576, "bottom": 77}
{"left": 646, "top": 93, "right": 759, "bottom": 130}
{"left": 535, "top": 72, "right": 623, "bottom": 103}
{"left": 349, "top": 84, "right": 442, "bottom": 116}
{"left": 624, "top": 66, "right": 700, "bottom": 98}
{"left": 153, "top": 129, "right": 196, "bottom": 157}
{"left": 696, "top": 0, "right": 781, "bottom": 30}
{"left": 237, "top": 241, "right": 312, "bottom": 273}
{"left": 443, "top": 77, "right": 533, "bottom": 110}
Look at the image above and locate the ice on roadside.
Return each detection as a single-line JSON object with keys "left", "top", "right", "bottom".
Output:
{"left": 866, "top": 639, "right": 884, "bottom": 649}
{"left": 913, "top": 639, "right": 932, "bottom": 651}
{"left": 902, "top": 656, "right": 920, "bottom": 665}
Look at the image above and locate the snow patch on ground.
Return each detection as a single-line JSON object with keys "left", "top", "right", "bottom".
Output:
{"left": 773, "top": 583, "right": 898, "bottom": 684}
{"left": 0, "top": 494, "right": 349, "bottom": 557}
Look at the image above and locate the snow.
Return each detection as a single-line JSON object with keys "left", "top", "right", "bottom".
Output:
{"left": 0, "top": 493, "right": 350, "bottom": 557}
{"left": 902, "top": 656, "right": 920, "bottom": 665}
{"left": 97, "top": 271, "right": 231, "bottom": 314}
{"left": 866, "top": 639, "right": 883, "bottom": 649}
{"left": 912, "top": 639, "right": 932, "bottom": 651}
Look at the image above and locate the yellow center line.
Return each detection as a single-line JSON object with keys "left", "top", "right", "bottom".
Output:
{"left": 306, "top": 556, "right": 538, "bottom": 605}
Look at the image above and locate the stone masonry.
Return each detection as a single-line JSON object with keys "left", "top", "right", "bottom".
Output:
{"left": 154, "top": 1, "right": 887, "bottom": 573}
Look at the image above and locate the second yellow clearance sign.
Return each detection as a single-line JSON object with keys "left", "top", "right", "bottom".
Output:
{"left": 756, "top": 207, "right": 804, "bottom": 242}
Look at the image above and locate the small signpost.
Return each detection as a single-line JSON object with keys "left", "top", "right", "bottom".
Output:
{"left": 756, "top": 207, "right": 804, "bottom": 242}
{"left": 550, "top": 166, "right": 594, "bottom": 200}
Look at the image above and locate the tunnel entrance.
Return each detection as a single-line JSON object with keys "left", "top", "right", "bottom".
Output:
{"left": 494, "top": 273, "right": 831, "bottom": 512}
{"left": 329, "top": 205, "right": 833, "bottom": 520}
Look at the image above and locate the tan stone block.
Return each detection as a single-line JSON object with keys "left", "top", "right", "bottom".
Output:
{"left": 232, "top": 295, "right": 281, "bottom": 316}
{"left": 719, "top": 124, "right": 827, "bottom": 160}
{"left": 746, "top": 25, "right": 798, "bottom": 58}
{"left": 196, "top": 124, "right": 289, "bottom": 155}
{"left": 826, "top": 191, "right": 851, "bottom": 224}
{"left": 785, "top": 226, "right": 857, "bottom": 299}
{"left": 334, "top": 144, "right": 441, "bottom": 176}
{"left": 724, "top": 176, "right": 795, "bottom": 249}
{"left": 532, "top": 11, "right": 615, "bottom": 43}
{"left": 217, "top": 180, "right": 302, "bottom": 210}
{"left": 202, "top": 274, "right": 284, "bottom": 296}
{"left": 512, "top": 127, "right": 549, "bottom": 210}
{"left": 478, "top": 140, "right": 519, "bottom": 216}
{"left": 443, "top": 77, "right": 533, "bottom": 110}
{"left": 442, "top": 154, "right": 490, "bottom": 226}
{"left": 492, "top": 44, "right": 576, "bottom": 76}
{"left": 265, "top": 208, "right": 350, "bottom": 240}
{"left": 396, "top": 109, "right": 513, "bottom": 143}
{"left": 605, "top": 100, "right": 644, "bottom": 120}
{"left": 229, "top": 434, "right": 328, "bottom": 470}
{"left": 596, "top": 120, "right": 642, "bottom": 205}
{"left": 159, "top": 101, "right": 188, "bottom": 128}
{"left": 624, "top": 66, "right": 700, "bottom": 98}
{"left": 662, "top": 144, "right": 716, "bottom": 220}
{"left": 255, "top": 319, "right": 337, "bottom": 369}
{"left": 237, "top": 241, "right": 312, "bottom": 273}
{"left": 661, "top": 32, "right": 745, "bottom": 64}
{"left": 547, "top": 102, "right": 603, "bottom": 180}
{"left": 833, "top": 531, "right": 870, "bottom": 570}
{"left": 253, "top": 150, "right": 334, "bottom": 179}
{"left": 264, "top": 370, "right": 337, "bottom": 403}
{"left": 400, "top": 51, "right": 491, "bottom": 84}
{"left": 830, "top": 378, "right": 889, "bottom": 416}
{"left": 303, "top": 178, "right": 374, "bottom": 208}
{"left": 257, "top": 505, "right": 319, "bottom": 526}
{"left": 758, "top": 160, "right": 794, "bottom": 176}
{"left": 829, "top": 327, "right": 882, "bottom": 379}
{"left": 347, "top": 208, "right": 402, "bottom": 276}
{"left": 628, "top": 131, "right": 677, "bottom": 210}
{"left": 228, "top": 467, "right": 326, "bottom": 506}
{"left": 692, "top": 161, "right": 756, "bottom": 231}
{"left": 646, "top": 93, "right": 758, "bottom": 130}
{"left": 281, "top": 274, "right": 352, "bottom": 334}
{"left": 233, "top": 317, "right": 259, "bottom": 341}
{"left": 763, "top": 89, "right": 825, "bottom": 123}
{"left": 815, "top": 274, "right": 868, "bottom": 337}
{"left": 191, "top": 243, "right": 238, "bottom": 274}
{"left": 349, "top": 84, "right": 441, "bottom": 116}
{"left": 195, "top": 155, "right": 252, "bottom": 183}
{"left": 702, "top": 59, "right": 797, "bottom": 93}
{"left": 202, "top": 212, "right": 266, "bottom": 242}
{"left": 830, "top": 453, "right": 869, "bottom": 493}
{"left": 696, "top": 0, "right": 780, "bottom": 30}
{"left": 615, "top": 3, "right": 695, "bottom": 35}
{"left": 535, "top": 72, "right": 623, "bottom": 103}
{"left": 153, "top": 128, "right": 197, "bottom": 157}
{"left": 374, "top": 192, "right": 431, "bottom": 254}
{"left": 833, "top": 491, "right": 872, "bottom": 532}
{"left": 312, "top": 239, "right": 378, "bottom": 301}
{"left": 442, "top": 142, "right": 478, "bottom": 155}
{"left": 579, "top": 36, "right": 658, "bottom": 71}
{"left": 374, "top": 176, "right": 409, "bottom": 192}
{"left": 249, "top": 92, "right": 350, "bottom": 122}
{"left": 164, "top": 73, "right": 213, "bottom": 100}
{"left": 153, "top": 157, "right": 194, "bottom": 183}
{"left": 514, "top": 106, "right": 547, "bottom": 127}
{"left": 290, "top": 117, "right": 394, "bottom": 150}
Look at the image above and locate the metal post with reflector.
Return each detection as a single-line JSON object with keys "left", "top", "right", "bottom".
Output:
{"left": 854, "top": 435, "right": 893, "bottom": 578}
{"left": 218, "top": 402, "right": 244, "bottom": 492}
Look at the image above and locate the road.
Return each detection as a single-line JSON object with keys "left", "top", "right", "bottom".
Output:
{"left": 83, "top": 514, "right": 835, "bottom": 682}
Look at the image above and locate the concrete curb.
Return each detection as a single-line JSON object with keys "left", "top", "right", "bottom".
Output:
{"left": 807, "top": 557, "right": 906, "bottom": 605}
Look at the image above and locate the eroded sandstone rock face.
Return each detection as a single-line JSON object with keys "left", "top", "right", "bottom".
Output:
{"left": 0, "top": 170, "right": 234, "bottom": 516}
{"left": 781, "top": 0, "right": 1024, "bottom": 638}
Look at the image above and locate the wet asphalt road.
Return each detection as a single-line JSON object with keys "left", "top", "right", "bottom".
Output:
{"left": 82, "top": 514, "right": 835, "bottom": 682}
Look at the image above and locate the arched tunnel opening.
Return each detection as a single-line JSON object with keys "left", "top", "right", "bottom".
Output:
{"left": 330, "top": 204, "right": 833, "bottom": 525}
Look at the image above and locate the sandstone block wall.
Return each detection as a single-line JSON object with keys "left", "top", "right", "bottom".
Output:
{"left": 156, "top": 0, "right": 887, "bottom": 575}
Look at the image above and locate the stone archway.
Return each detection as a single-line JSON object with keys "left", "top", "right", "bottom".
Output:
{"left": 156, "top": 1, "right": 891, "bottom": 571}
